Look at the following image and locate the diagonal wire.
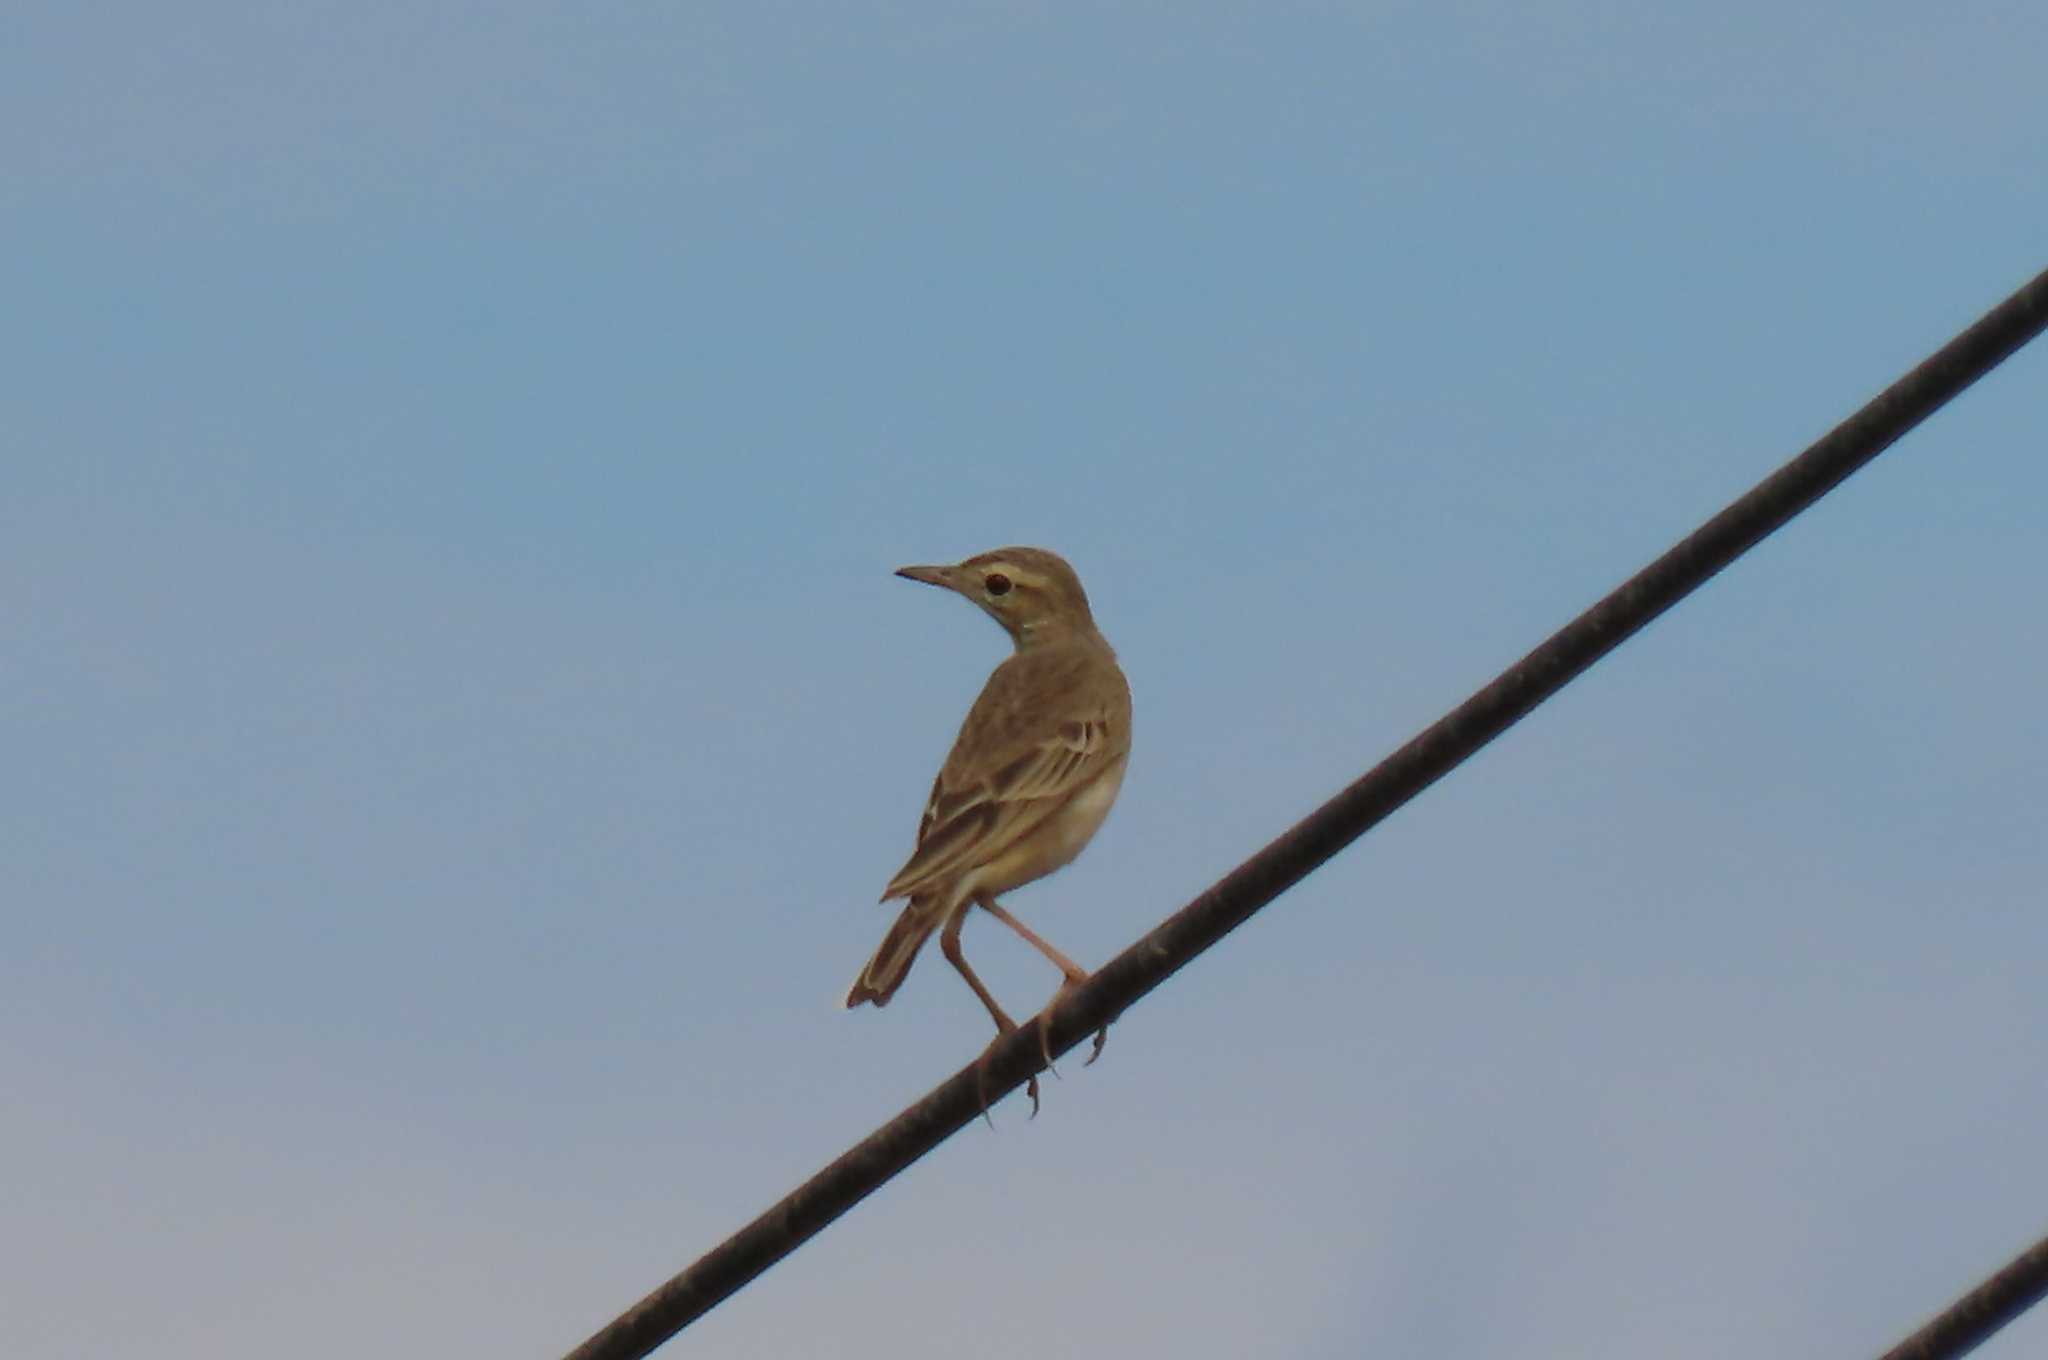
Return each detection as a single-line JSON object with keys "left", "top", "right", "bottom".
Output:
{"left": 1878, "top": 1229, "right": 2048, "bottom": 1360}
{"left": 561, "top": 264, "right": 2048, "bottom": 1360}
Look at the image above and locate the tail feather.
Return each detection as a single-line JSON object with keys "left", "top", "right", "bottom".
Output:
{"left": 845, "top": 897, "right": 943, "bottom": 1008}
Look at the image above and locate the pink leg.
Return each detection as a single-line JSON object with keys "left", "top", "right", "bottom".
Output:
{"left": 941, "top": 904, "right": 1040, "bottom": 1117}
{"left": 977, "top": 895, "right": 1110, "bottom": 1068}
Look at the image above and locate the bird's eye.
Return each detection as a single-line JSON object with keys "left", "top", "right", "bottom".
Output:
{"left": 984, "top": 573, "right": 1012, "bottom": 596}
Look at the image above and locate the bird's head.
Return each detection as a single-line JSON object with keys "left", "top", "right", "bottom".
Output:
{"left": 895, "top": 547, "right": 1098, "bottom": 647}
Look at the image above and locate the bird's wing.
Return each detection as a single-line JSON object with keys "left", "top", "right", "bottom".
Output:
{"left": 881, "top": 653, "right": 1127, "bottom": 902}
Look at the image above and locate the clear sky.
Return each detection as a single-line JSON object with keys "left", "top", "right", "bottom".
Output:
{"left": 6, "top": 5, "right": 2047, "bottom": 1358}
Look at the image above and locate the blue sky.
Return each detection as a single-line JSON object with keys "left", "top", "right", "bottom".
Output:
{"left": 6, "top": 4, "right": 2047, "bottom": 1357}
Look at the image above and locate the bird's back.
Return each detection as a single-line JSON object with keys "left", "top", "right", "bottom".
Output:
{"left": 883, "top": 634, "right": 1130, "bottom": 902}
{"left": 932, "top": 637, "right": 1130, "bottom": 805}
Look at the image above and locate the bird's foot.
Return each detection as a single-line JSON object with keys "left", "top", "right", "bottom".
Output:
{"left": 975, "top": 1025, "right": 1041, "bottom": 1122}
{"left": 1034, "top": 973, "right": 1111, "bottom": 1074}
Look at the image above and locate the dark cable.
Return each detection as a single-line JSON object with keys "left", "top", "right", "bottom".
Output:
{"left": 562, "top": 265, "right": 2048, "bottom": 1360}
{"left": 1877, "top": 1230, "right": 2048, "bottom": 1360}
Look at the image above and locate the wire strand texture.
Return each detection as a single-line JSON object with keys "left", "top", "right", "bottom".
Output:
{"left": 562, "top": 264, "right": 2048, "bottom": 1360}
{"left": 1878, "top": 1230, "right": 2048, "bottom": 1360}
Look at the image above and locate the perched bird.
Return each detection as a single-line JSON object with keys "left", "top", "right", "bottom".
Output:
{"left": 847, "top": 547, "right": 1131, "bottom": 1109}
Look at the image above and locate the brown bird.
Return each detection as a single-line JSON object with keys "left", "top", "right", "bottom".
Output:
{"left": 847, "top": 547, "right": 1131, "bottom": 1110}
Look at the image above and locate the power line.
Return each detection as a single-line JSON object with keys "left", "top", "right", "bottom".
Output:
{"left": 1879, "top": 1229, "right": 2048, "bottom": 1360}
{"left": 560, "top": 264, "right": 2048, "bottom": 1360}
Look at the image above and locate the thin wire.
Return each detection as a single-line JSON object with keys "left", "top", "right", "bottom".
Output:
{"left": 1878, "top": 1230, "right": 2048, "bottom": 1360}
{"left": 561, "top": 265, "right": 2048, "bottom": 1360}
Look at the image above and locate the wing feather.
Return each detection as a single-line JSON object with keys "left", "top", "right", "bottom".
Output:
{"left": 881, "top": 651, "right": 1128, "bottom": 902}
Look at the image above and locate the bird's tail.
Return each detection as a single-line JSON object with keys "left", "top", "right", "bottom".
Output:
{"left": 845, "top": 896, "right": 943, "bottom": 1008}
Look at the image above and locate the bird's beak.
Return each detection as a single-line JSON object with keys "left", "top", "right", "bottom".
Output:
{"left": 894, "top": 564, "right": 955, "bottom": 590}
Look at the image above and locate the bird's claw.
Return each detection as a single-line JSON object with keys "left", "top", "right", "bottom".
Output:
{"left": 1039, "top": 974, "right": 1112, "bottom": 1072}
{"left": 975, "top": 1025, "right": 1043, "bottom": 1123}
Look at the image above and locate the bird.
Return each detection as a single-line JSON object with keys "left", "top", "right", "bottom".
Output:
{"left": 846, "top": 547, "right": 1131, "bottom": 1112}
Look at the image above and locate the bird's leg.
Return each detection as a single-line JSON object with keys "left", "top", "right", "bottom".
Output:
{"left": 940, "top": 905, "right": 1040, "bottom": 1119}
{"left": 976, "top": 895, "right": 1110, "bottom": 1069}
